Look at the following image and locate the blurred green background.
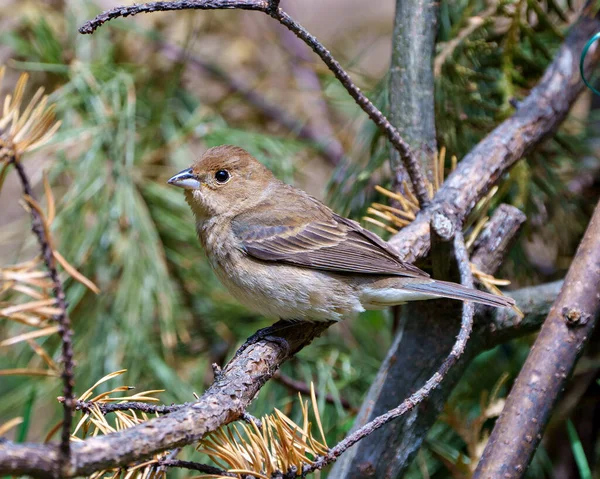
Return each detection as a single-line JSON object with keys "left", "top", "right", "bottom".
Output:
{"left": 0, "top": 0, "right": 598, "bottom": 477}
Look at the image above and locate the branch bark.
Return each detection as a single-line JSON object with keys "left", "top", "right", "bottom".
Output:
{"left": 474, "top": 200, "right": 600, "bottom": 479}
{"left": 388, "top": 7, "right": 600, "bottom": 262}
{"left": 389, "top": 0, "right": 438, "bottom": 187}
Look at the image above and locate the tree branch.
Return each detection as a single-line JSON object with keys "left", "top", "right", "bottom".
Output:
{"left": 79, "top": 0, "right": 431, "bottom": 206}
{"left": 389, "top": 0, "right": 438, "bottom": 188}
{"left": 0, "top": 321, "right": 332, "bottom": 478}
{"left": 66, "top": 399, "right": 184, "bottom": 415}
{"left": 388, "top": 6, "right": 600, "bottom": 262}
{"left": 78, "top": 0, "right": 267, "bottom": 32}
{"left": 474, "top": 200, "right": 600, "bottom": 478}
{"left": 11, "top": 158, "right": 75, "bottom": 476}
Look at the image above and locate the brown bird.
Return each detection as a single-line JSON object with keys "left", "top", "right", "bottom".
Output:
{"left": 168, "top": 145, "right": 514, "bottom": 322}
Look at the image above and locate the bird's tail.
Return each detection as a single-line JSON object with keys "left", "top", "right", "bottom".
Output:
{"left": 401, "top": 279, "right": 515, "bottom": 308}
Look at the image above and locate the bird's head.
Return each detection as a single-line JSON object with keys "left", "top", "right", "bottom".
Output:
{"left": 168, "top": 145, "right": 276, "bottom": 219}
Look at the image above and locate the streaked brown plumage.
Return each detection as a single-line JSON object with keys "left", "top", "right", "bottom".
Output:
{"left": 168, "top": 145, "right": 514, "bottom": 322}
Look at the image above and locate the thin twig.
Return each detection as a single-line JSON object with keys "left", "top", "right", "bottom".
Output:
{"left": 152, "top": 448, "right": 180, "bottom": 476}
{"left": 269, "top": 9, "right": 430, "bottom": 205}
{"left": 78, "top": 0, "right": 267, "bottom": 33}
{"left": 266, "top": 0, "right": 280, "bottom": 15}
{"left": 67, "top": 399, "right": 184, "bottom": 415}
{"left": 305, "top": 233, "right": 475, "bottom": 474}
{"left": 78, "top": 0, "right": 430, "bottom": 206}
{"left": 241, "top": 411, "right": 263, "bottom": 430}
{"left": 11, "top": 157, "right": 74, "bottom": 474}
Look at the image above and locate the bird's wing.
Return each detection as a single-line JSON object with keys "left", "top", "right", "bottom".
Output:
{"left": 231, "top": 192, "right": 428, "bottom": 278}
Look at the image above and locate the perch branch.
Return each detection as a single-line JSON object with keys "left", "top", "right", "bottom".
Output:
{"left": 79, "top": 0, "right": 430, "bottom": 205}
{"left": 10, "top": 158, "right": 75, "bottom": 475}
{"left": 0, "top": 322, "right": 332, "bottom": 477}
{"left": 0, "top": 283, "right": 563, "bottom": 477}
{"left": 474, "top": 200, "right": 600, "bottom": 479}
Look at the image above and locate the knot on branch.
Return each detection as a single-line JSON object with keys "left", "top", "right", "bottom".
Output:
{"left": 430, "top": 211, "right": 455, "bottom": 241}
{"left": 561, "top": 306, "right": 591, "bottom": 326}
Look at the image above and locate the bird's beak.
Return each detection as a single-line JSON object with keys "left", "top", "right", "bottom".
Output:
{"left": 167, "top": 168, "right": 201, "bottom": 190}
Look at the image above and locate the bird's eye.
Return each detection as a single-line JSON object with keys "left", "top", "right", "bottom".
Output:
{"left": 214, "top": 169, "right": 230, "bottom": 184}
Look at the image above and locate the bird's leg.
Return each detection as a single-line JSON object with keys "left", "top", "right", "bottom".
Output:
{"left": 233, "top": 319, "right": 299, "bottom": 360}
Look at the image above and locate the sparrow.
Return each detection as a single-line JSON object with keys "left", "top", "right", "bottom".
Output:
{"left": 168, "top": 145, "right": 514, "bottom": 322}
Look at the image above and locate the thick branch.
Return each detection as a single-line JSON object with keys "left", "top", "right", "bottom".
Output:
{"left": 389, "top": 0, "right": 438, "bottom": 186}
{"left": 474, "top": 201, "right": 600, "bottom": 478}
{"left": 389, "top": 8, "right": 600, "bottom": 262}
{"left": 0, "top": 322, "right": 331, "bottom": 478}
{"left": 79, "top": 0, "right": 430, "bottom": 206}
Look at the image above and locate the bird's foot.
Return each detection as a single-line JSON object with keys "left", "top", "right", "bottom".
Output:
{"left": 233, "top": 320, "right": 296, "bottom": 360}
